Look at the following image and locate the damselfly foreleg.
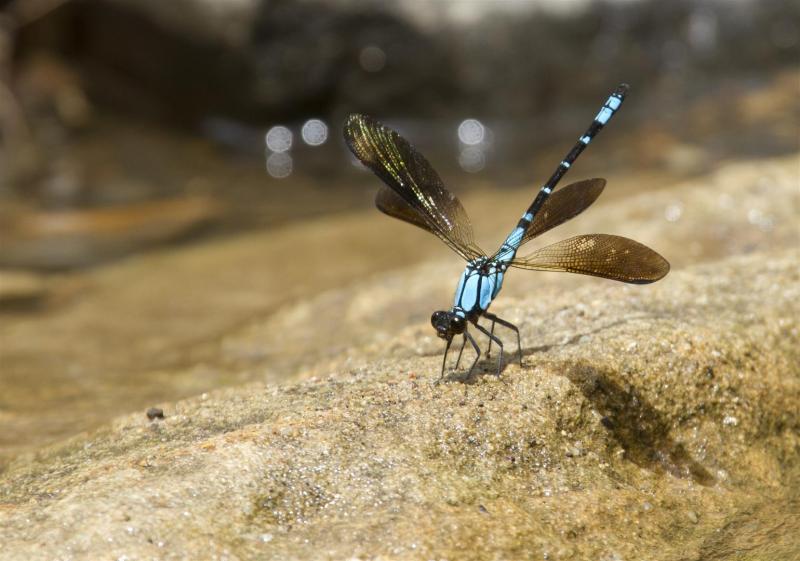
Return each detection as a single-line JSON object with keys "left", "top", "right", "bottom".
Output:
{"left": 439, "top": 330, "right": 480, "bottom": 382}
{"left": 454, "top": 335, "right": 467, "bottom": 369}
{"left": 437, "top": 338, "right": 454, "bottom": 383}
{"left": 464, "top": 330, "right": 482, "bottom": 379}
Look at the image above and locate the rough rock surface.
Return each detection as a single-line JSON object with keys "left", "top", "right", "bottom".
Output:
{"left": 2, "top": 155, "right": 797, "bottom": 461}
{"left": 1, "top": 246, "right": 798, "bottom": 560}
{"left": 1, "top": 151, "right": 799, "bottom": 559}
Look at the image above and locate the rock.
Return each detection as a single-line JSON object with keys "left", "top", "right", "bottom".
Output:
{"left": 0, "top": 247, "right": 797, "bottom": 560}
{"left": 1, "top": 154, "right": 797, "bottom": 464}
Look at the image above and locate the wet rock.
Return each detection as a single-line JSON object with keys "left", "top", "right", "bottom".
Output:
{"left": 0, "top": 247, "right": 797, "bottom": 560}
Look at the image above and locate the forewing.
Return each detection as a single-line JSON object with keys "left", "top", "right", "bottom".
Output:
{"left": 520, "top": 178, "right": 606, "bottom": 246}
{"left": 344, "top": 113, "right": 483, "bottom": 260}
{"left": 511, "top": 234, "right": 670, "bottom": 284}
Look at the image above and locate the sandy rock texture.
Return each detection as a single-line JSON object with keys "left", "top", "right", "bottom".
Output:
{"left": 1, "top": 151, "right": 798, "bottom": 559}
{"left": 1, "top": 244, "right": 798, "bottom": 560}
{"left": 3, "top": 154, "right": 797, "bottom": 462}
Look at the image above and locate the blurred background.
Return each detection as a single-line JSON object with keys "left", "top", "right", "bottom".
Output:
{"left": 1, "top": 0, "right": 798, "bottom": 268}
{"left": 0, "top": 0, "right": 798, "bottom": 461}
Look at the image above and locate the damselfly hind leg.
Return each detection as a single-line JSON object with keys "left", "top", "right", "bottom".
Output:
{"left": 473, "top": 321, "right": 504, "bottom": 377}
{"left": 483, "top": 312, "right": 523, "bottom": 367}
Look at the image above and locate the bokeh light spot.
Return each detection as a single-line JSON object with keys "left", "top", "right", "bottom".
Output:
{"left": 266, "top": 151, "right": 293, "bottom": 178}
{"left": 301, "top": 119, "right": 328, "bottom": 146}
{"left": 664, "top": 202, "right": 683, "bottom": 222}
{"left": 458, "top": 119, "right": 486, "bottom": 146}
{"left": 265, "top": 125, "right": 293, "bottom": 153}
{"left": 458, "top": 146, "right": 486, "bottom": 173}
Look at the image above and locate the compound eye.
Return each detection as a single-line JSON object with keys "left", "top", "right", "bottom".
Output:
{"left": 452, "top": 316, "right": 466, "bottom": 333}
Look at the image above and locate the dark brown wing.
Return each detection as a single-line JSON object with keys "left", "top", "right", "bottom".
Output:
{"left": 375, "top": 186, "right": 432, "bottom": 232}
{"left": 511, "top": 234, "right": 670, "bottom": 284}
{"left": 344, "top": 113, "right": 483, "bottom": 261}
{"left": 520, "top": 178, "right": 606, "bottom": 246}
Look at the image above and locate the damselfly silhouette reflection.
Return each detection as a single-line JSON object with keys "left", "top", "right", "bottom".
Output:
{"left": 344, "top": 84, "right": 669, "bottom": 381}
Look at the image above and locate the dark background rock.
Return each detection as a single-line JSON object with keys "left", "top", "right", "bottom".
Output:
{"left": 9, "top": 0, "right": 799, "bottom": 125}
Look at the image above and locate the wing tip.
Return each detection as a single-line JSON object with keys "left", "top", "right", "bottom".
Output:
{"left": 343, "top": 113, "right": 375, "bottom": 136}
{"left": 653, "top": 254, "right": 671, "bottom": 281}
{"left": 345, "top": 113, "right": 365, "bottom": 124}
{"left": 631, "top": 252, "right": 671, "bottom": 284}
{"left": 343, "top": 113, "right": 362, "bottom": 136}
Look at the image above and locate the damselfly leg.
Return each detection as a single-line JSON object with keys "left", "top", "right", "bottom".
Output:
{"left": 454, "top": 335, "right": 467, "bottom": 369}
{"left": 464, "top": 330, "right": 482, "bottom": 378}
{"left": 473, "top": 321, "right": 504, "bottom": 377}
{"left": 483, "top": 312, "right": 523, "bottom": 367}
{"left": 446, "top": 315, "right": 519, "bottom": 379}
{"left": 485, "top": 320, "right": 496, "bottom": 357}
{"left": 438, "top": 338, "right": 453, "bottom": 383}
{"left": 439, "top": 330, "right": 481, "bottom": 382}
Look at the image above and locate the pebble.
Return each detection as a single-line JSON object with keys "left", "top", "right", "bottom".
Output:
{"left": 146, "top": 407, "right": 164, "bottom": 421}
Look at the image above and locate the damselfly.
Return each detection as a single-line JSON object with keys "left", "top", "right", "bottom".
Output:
{"left": 344, "top": 84, "right": 669, "bottom": 380}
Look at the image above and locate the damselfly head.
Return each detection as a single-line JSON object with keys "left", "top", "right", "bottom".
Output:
{"left": 431, "top": 310, "right": 466, "bottom": 340}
